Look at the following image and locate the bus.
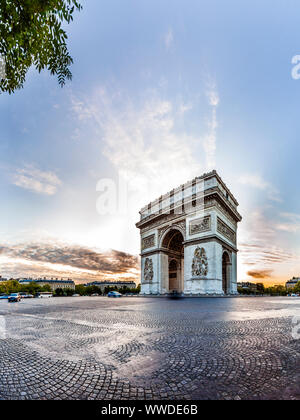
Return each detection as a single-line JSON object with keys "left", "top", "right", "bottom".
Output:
{"left": 36, "top": 292, "right": 53, "bottom": 299}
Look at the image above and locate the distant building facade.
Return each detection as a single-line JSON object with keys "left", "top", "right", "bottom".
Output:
{"left": 286, "top": 277, "right": 300, "bottom": 290}
{"left": 85, "top": 281, "right": 137, "bottom": 291}
{"left": 18, "top": 278, "right": 75, "bottom": 291}
{"left": 237, "top": 282, "right": 258, "bottom": 293}
{"left": 18, "top": 278, "right": 34, "bottom": 284}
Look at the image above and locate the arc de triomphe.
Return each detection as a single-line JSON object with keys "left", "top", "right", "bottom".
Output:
{"left": 136, "top": 171, "right": 242, "bottom": 295}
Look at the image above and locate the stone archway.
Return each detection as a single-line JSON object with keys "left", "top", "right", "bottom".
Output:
{"left": 222, "top": 251, "right": 231, "bottom": 294}
{"left": 162, "top": 229, "right": 184, "bottom": 293}
{"left": 137, "top": 172, "right": 242, "bottom": 296}
{"left": 169, "top": 259, "right": 178, "bottom": 292}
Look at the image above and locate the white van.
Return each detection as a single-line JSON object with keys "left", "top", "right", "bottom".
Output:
{"left": 36, "top": 292, "right": 53, "bottom": 299}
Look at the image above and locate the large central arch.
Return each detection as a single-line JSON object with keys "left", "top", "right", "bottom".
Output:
{"left": 162, "top": 229, "right": 184, "bottom": 293}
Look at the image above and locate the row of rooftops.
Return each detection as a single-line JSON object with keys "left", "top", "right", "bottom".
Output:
{"left": 18, "top": 278, "right": 75, "bottom": 284}
{"left": 1, "top": 278, "right": 137, "bottom": 287}
{"left": 85, "top": 281, "right": 136, "bottom": 287}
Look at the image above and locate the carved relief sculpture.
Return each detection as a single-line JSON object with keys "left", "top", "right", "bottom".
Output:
{"left": 189, "top": 216, "right": 211, "bottom": 235}
{"left": 142, "top": 234, "right": 155, "bottom": 251}
{"left": 205, "top": 197, "right": 237, "bottom": 227}
{"left": 172, "top": 220, "right": 186, "bottom": 236}
{"left": 217, "top": 217, "right": 236, "bottom": 244}
{"left": 192, "top": 247, "right": 208, "bottom": 277}
{"left": 158, "top": 226, "right": 170, "bottom": 243}
{"left": 158, "top": 220, "right": 186, "bottom": 244}
{"left": 144, "top": 258, "right": 154, "bottom": 283}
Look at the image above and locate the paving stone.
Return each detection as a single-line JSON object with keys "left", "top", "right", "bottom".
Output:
{"left": 0, "top": 296, "right": 300, "bottom": 400}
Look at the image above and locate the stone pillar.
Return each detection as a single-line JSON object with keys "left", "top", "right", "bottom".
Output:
{"left": 184, "top": 242, "right": 224, "bottom": 295}
{"left": 141, "top": 254, "right": 161, "bottom": 295}
{"left": 215, "top": 243, "right": 224, "bottom": 295}
{"left": 226, "top": 262, "right": 232, "bottom": 295}
{"left": 140, "top": 257, "right": 151, "bottom": 295}
{"left": 160, "top": 252, "right": 169, "bottom": 294}
{"left": 230, "top": 252, "right": 238, "bottom": 294}
{"left": 181, "top": 257, "right": 184, "bottom": 292}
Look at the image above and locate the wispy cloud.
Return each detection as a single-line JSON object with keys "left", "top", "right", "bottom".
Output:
{"left": 238, "top": 208, "right": 300, "bottom": 283}
{"left": 240, "top": 243, "right": 296, "bottom": 266}
{"left": 239, "top": 241, "right": 298, "bottom": 283}
{"left": 12, "top": 165, "right": 61, "bottom": 196}
{"left": 71, "top": 89, "right": 202, "bottom": 206}
{"left": 238, "top": 174, "right": 281, "bottom": 202}
{"left": 204, "top": 83, "right": 219, "bottom": 170}
{"left": 178, "top": 102, "right": 193, "bottom": 115}
{"left": 247, "top": 269, "right": 273, "bottom": 279}
{"left": 0, "top": 242, "right": 139, "bottom": 283}
{"left": 276, "top": 212, "right": 300, "bottom": 233}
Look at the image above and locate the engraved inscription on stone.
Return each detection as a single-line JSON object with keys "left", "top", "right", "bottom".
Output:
{"left": 189, "top": 216, "right": 211, "bottom": 236}
{"left": 217, "top": 217, "right": 236, "bottom": 243}
{"left": 142, "top": 234, "right": 155, "bottom": 251}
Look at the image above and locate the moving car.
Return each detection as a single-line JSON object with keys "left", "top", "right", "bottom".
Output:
{"left": 0, "top": 294, "right": 9, "bottom": 300}
{"left": 107, "top": 291, "right": 122, "bottom": 298}
{"left": 168, "top": 290, "right": 184, "bottom": 300}
{"left": 8, "top": 293, "right": 21, "bottom": 302}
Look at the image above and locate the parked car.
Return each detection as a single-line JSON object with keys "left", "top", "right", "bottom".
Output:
{"left": 72, "top": 294, "right": 80, "bottom": 297}
{"left": 8, "top": 293, "right": 21, "bottom": 302}
{"left": 107, "top": 291, "right": 122, "bottom": 298}
{"left": 0, "top": 294, "right": 9, "bottom": 300}
{"left": 91, "top": 293, "right": 99, "bottom": 297}
{"left": 19, "top": 292, "right": 34, "bottom": 299}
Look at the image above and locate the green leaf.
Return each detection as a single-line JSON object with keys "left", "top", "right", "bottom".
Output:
{"left": 0, "top": 0, "right": 82, "bottom": 94}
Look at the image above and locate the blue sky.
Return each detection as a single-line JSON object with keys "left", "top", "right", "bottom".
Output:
{"left": 1, "top": 0, "right": 300, "bottom": 284}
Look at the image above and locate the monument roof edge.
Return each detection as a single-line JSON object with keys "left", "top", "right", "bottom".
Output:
{"left": 138, "top": 170, "right": 239, "bottom": 213}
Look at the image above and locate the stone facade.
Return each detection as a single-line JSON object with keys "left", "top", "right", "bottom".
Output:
{"left": 18, "top": 278, "right": 75, "bottom": 291}
{"left": 285, "top": 277, "right": 300, "bottom": 290}
{"left": 136, "top": 170, "right": 242, "bottom": 295}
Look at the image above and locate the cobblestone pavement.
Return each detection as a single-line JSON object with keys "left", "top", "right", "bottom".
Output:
{"left": 0, "top": 296, "right": 300, "bottom": 400}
